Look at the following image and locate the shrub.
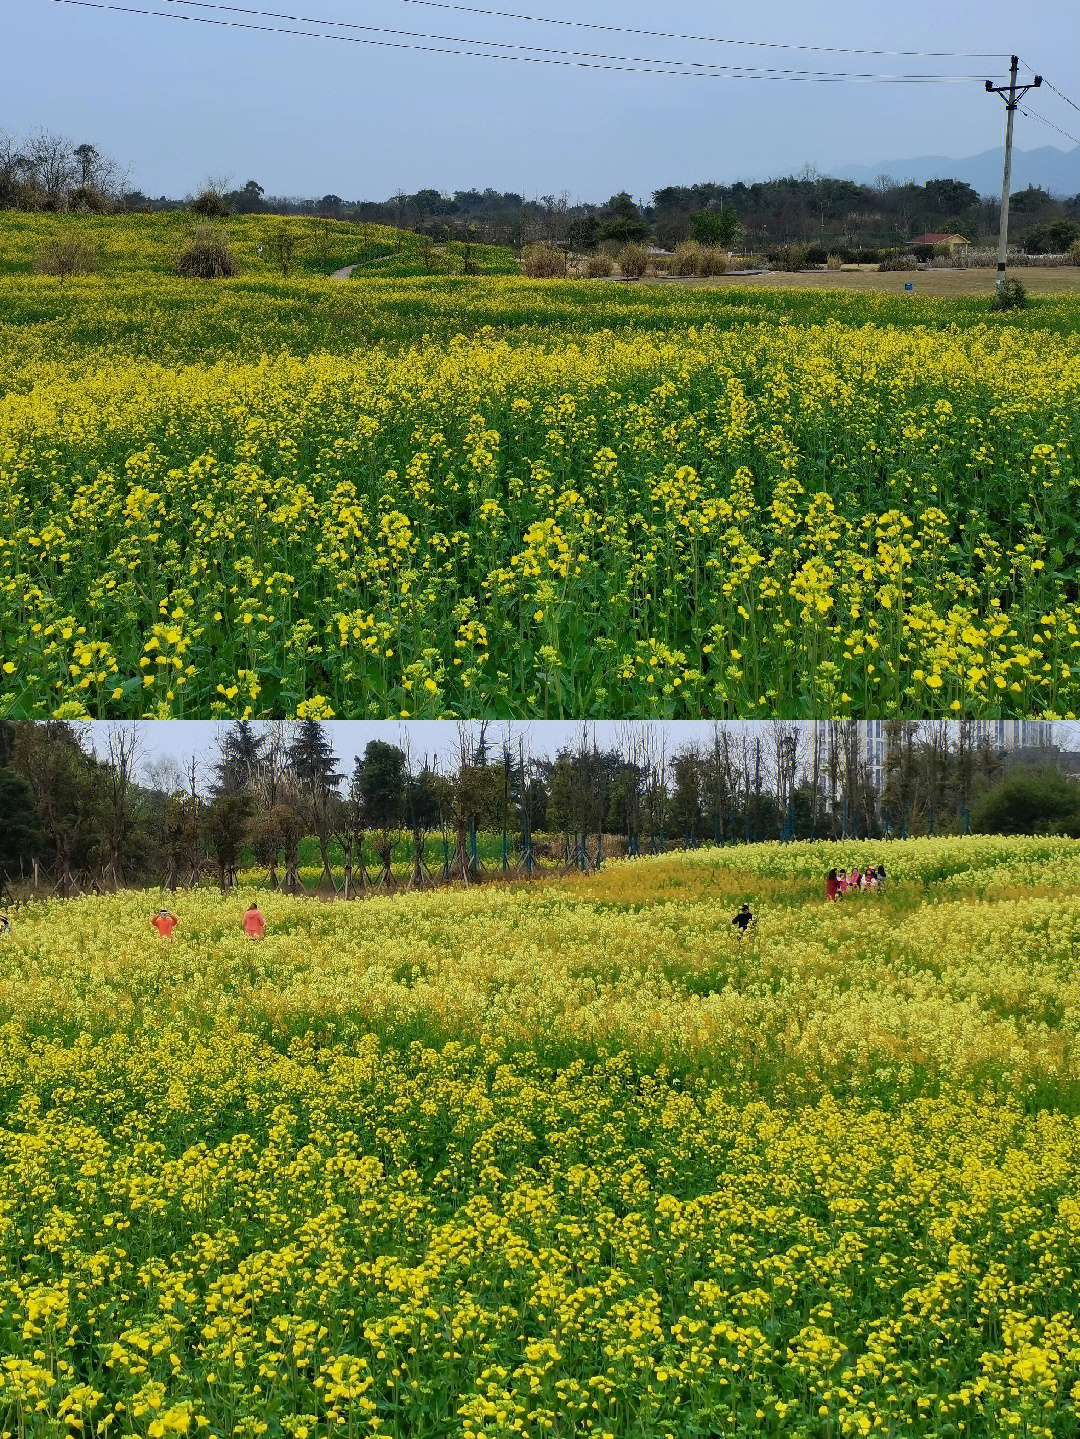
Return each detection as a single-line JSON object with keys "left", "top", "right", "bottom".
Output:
{"left": 567, "top": 214, "right": 600, "bottom": 252}
{"left": 1024, "top": 220, "right": 1080, "bottom": 256}
{"left": 879, "top": 253, "right": 917, "bottom": 272}
{"left": 1069, "top": 239, "right": 1080, "bottom": 267}
{"left": 33, "top": 235, "right": 99, "bottom": 279}
{"left": 991, "top": 276, "right": 1027, "bottom": 311}
{"left": 825, "top": 253, "right": 843, "bottom": 271}
{"left": 70, "top": 186, "right": 116, "bottom": 214}
{"left": 770, "top": 243, "right": 809, "bottom": 272}
{"left": 972, "top": 768, "right": 1080, "bottom": 836}
{"left": 190, "top": 186, "right": 231, "bottom": 218}
{"left": 584, "top": 252, "right": 614, "bottom": 278}
{"left": 521, "top": 243, "right": 566, "bottom": 279}
{"left": 176, "top": 225, "right": 237, "bottom": 279}
{"left": 617, "top": 244, "right": 649, "bottom": 280}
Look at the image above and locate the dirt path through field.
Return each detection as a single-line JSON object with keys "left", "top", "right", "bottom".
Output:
{"left": 648, "top": 264, "right": 1080, "bottom": 296}
{"left": 330, "top": 263, "right": 357, "bottom": 280}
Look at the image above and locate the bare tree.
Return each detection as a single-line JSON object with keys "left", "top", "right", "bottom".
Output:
{"left": 272, "top": 226, "right": 298, "bottom": 278}
{"left": 24, "top": 130, "right": 76, "bottom": 208}
{"left": 100, "top": 724, "right": 143, "bottom": 887}
{"left": 250, "top": 723, "right": 293, "bottom": 888}
{"left": 641, "top": 725, "right": 668, "bottom": 853}
{"left": 336, "top": 754, "right": 371, "bottom": 900}
{"left": 448, "top": 723, "right": 495, "bottom": 883}
{"left": 921, "top": 721, "right": 951, "bottom": 835}
{"left": 770, "top": 720, "right": 803, "bottom": 838}
{"left": 616, "top": 723, "right": 646, "bottom": 856}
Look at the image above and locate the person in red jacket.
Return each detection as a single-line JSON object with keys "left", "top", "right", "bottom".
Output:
{"left": 825, "top": 869, "right": 840, "bottom": 902}
{"left": 151, "top": 910, "right": 178, "bottom": 938}
{"left": 242, "top": 902, "right": 266, "bottom": 940}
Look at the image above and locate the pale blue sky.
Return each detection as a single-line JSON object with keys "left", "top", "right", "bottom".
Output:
{"left": 89, "top": 721, "right": 769, "bottom": 781}
{"left": 76, "top": 721, "right": 1080, "bottom": 784}
{"left": 5, "top": 0, "right": 1078, "bottom": 200}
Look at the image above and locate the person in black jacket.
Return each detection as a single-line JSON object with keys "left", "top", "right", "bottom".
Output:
{"left": 732, "top": 903, "right": 755, "bottom": 935}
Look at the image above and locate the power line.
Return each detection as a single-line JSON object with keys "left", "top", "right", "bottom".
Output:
{"left": 46, "top": 0, "right": 1010, "bottom": 81}
{"left": 392, "top": 0, "right": 1009, "bottom": 61}
{"left": 132, "top": 0, "right": 1008, "bottom": 78}
{"left": 1021, "top": 69, "right": 1080, "bottom": 117}
{"left": 1017, "top": 104, "right": 1080, "bottom": 150}
{"left": 170, "top": 0, "right": 1015, "bottom": 61}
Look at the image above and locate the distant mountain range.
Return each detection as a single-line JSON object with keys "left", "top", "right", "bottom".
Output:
{"left": 835, "top": 144, "right": 1080, "bottom": 198}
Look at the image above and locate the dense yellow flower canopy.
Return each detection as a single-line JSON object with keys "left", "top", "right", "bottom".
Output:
{"left": 1, "top": 835, "right": 1080, "bottom": 1435}
{"left": 3, "top": 263, "right": 1079, "bottom": 717}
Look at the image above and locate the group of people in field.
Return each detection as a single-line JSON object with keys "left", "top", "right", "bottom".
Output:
{"left": 151, "top": 902, "right": 266, "bottom": 939}
{"left": 824, "top": 864, "right": 886, "bottom": 900}
{"left": 7, "top": 864, "right": 888, "bottom": 949}
{"left": 0, "top": 907, "right": 267, "bottom": 940}
{"left": 730, "top": 863, "right": 888, "bottom": 936}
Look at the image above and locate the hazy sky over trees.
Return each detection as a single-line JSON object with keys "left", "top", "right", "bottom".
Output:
{"left": 89, "top": 722, "right": 771, "bottom": 778}
{"left": 6, "top": 1, "right": 1077, "bottom": 200}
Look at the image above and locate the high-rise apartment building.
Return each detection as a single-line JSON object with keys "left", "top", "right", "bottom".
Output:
{"left": 809, "top": 720, "right": 1056, "bottom": 793}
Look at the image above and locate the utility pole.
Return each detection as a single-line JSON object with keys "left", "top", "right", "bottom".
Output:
{"left": 986, "top": 56, "right": 1041, "bottom": 288}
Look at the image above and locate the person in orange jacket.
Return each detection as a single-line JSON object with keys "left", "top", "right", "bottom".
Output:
{"left": 151, "top": 909, "right": 178, "bottom": 938}
{"left": 242, "top": 902, "right": 266, "bottom": 939}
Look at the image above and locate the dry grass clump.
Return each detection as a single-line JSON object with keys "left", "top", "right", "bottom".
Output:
{"left": 671, "top": 241, "right": 728, "bottom": 276}
{"left": 521, "top": 243, "right": 566, "bottom": 278}
{"left": 616, "top": 244, "right": 649, "bottom": 280}
{"left": 1069, "top": 239, "right": 1080, "bottom": 267}
{"left": 671, "top": 241, "right": 702, "bottom": 276}
{"left": 33, "top": 235, "right": 99, "bottom": 279}
{"left": 698, "top": 246, "right": 729, "bottom": 276}
{"left": 584, "top": 252, "right": 614, "bottom": 278}
{"left": 825, "top": 253, "right": 843, "bottom": 271}
{"left": 176, "top": 225, "right": 237, "bottom": 279}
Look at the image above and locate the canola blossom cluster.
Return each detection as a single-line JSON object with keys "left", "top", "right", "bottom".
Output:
{"left": 4, "top": 286, "right": 1080, "bottom": 719}
{"left": 3, "top": 836, "right": 1080, "bottom": 1437}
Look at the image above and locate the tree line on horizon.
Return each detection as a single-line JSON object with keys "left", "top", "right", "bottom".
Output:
{"left": 2, "top": 721, "right": 1078, "bottom": 902}
{"left": 5, "top": 128, "right": 1080, "bottom": 258}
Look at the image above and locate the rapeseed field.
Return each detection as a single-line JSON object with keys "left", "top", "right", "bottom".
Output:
{"left": 2, "top": 836, "right": 1080, "bottom": 1436}
{"left": 2, "top": 216, "right": 1080, "bottom": 719}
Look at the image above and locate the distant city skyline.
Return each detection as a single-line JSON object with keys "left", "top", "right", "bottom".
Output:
{"left": 6, "top": 1, "right": 1078, "bottom": 201}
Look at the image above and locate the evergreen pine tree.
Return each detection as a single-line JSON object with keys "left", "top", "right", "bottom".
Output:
{"left": 288, "top": 720, "right": 342, "bottom": 796}
{"left": 212, "top": 721, "right": 266, "bottom": 796}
